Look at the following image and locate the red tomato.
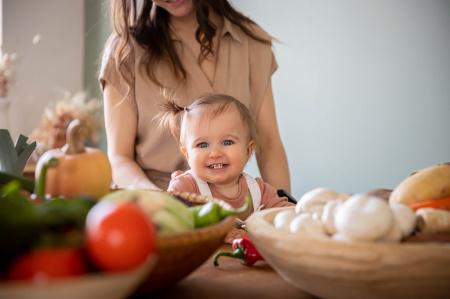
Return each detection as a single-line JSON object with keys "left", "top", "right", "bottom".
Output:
{"left": 8, "top": 247, "right": 87, "bottom": 281}
{"left": 28, "top": 193, "right": 43, "bottom": 204}
{"left": 85, "top": 200, "right": 156, "bottom": 272}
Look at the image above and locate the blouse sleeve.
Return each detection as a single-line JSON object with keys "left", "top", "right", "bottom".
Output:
{"left": 98, "top": 36, "right": 138, "bottom": 115}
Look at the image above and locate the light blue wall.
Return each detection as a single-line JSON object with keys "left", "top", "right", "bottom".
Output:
{"left": 231, "top": 0, "right": 450, "bottom": 198}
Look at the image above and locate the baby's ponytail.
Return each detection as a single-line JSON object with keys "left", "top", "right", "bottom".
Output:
{"left": 156, "top": 90, "right": 188, "bottom": 145}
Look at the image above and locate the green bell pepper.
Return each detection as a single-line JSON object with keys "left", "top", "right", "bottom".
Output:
{"left": 190, "top": 195, "right": 252, "bottom": 228}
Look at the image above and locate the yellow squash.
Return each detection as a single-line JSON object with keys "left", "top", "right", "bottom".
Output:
{"left": 35, "top": 119, "right": 112, "bottom": 199}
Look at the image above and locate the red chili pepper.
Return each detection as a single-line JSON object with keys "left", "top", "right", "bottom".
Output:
{"left": 213, "top": 235, "right": 263, "bottom": 267}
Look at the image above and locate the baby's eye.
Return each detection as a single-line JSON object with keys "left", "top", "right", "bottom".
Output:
{"left": 222, "top": 140, "right": 234, "bottom": 146}
{"left": 197, "top": 142, "right": 208, "bottom": 148}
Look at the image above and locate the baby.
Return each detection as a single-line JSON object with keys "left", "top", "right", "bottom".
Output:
{"left": 158, "top": 94, "right": 294, "bottom": 240}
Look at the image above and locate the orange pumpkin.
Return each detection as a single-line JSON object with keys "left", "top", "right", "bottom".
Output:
{"left": 35, "top": 119, "right": 112, "bottom": 199}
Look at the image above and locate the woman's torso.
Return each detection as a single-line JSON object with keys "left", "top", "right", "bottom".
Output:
{"left": 100, "top": 18, "right": 276, "bottom": 189}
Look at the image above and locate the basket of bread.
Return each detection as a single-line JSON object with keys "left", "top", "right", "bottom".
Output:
{"left": 246, "top": 163, "right": 450, "bottom": 299}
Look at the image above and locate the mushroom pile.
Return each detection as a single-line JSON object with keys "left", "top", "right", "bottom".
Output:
{"left": 273, "top": 187, "right": 417, "bottom": 243}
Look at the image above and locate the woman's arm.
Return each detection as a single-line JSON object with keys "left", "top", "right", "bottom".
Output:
{"left": 255, "top": 81, "right": 291, "bottom": 193}
{"left": 103, "top": 84, "right": 161, "bottom": 190}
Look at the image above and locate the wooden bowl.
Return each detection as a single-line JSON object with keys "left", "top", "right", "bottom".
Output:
{"left": 0, "top": 256, "right": 156, "bottom": 299}
{"left": 245, "top": 207, "right": 450, "bottom": 299}
{"left": 132, "top": 192, "right": 235, "bottom": 295}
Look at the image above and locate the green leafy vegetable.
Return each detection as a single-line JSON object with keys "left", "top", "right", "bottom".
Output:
{"left": 0, "top": 129, "right": 36, "bottom": 192}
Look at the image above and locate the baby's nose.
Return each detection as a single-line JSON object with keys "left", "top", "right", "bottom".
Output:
{"left": 209, "top": 146, "right": 223, "bottom": 157}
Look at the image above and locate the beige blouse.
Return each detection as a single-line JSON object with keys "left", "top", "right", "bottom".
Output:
{"left": 99, "top": 18, "right": 278, "bottom": 190}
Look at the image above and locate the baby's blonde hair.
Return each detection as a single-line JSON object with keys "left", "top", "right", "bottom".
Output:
{"left": 158, "top": 93, "right": 261, "bottom": 155}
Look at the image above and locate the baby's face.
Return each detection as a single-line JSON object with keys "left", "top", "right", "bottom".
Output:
{"left": 181, "top": 107, "right": 254, "bottom": 189}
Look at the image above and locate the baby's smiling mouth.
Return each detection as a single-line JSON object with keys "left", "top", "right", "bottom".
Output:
{"left": 208, "top": 164, "right": 227, "bottom": 169}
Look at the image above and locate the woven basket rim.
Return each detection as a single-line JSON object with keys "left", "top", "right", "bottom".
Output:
{"left": 110, "top": 188, "right": 235, "bottom": 210}
{"left": 157, "top": 215, "right": 235, "bottom": 242}
{"left": 168, "top": 191, "right": 235, "bottom": 210}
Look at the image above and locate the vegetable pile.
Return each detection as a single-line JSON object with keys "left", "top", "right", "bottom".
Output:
{"left": 0, "top": 179, "right": 247, "bottom": 282}
{"left": 0, "top": 179, "right": 97, "bottom": 279}
{"left": 0, "top": 150, "right": 156, "bottom": 281}
{"left": 273, "top": 163, "right": 450, "bottom": 243}
{"left": 0, "top": 124, "right": 250, "bottom": 284}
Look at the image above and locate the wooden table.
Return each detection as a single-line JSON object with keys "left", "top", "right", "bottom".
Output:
{"left": 137, "top": 244, "right": 317, "bottom": 299}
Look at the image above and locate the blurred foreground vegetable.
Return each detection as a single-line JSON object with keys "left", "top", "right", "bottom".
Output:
{"left": 0, "top": 156, "right": 96, "bottom": 276}
{"left": 0, "top": 129, "right": 36, "bottom": 192}
{"left": 191, "top": 195, "right": 251, "bottom": 228}
{"left": 85, "top": 200, "right": 156, "bottom": 272}
{"left": 103, "top": 190, "right": 251, "bottom": 234}
{"left": 102, "top": 189, "right": 195, "bottom": 234}
{"left": 8, "top": 247, "right": 87, "bottom": 281}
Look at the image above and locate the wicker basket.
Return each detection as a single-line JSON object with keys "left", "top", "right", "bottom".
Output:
{"left": 132, "top": 191, "right": 235, "bottom": 296}
{"left": 246, "top": 207, "right": 450, "bottom": 299}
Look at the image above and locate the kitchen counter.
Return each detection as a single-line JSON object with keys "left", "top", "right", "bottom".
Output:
{"left": 134, "top": 244, "right": 316, "bottom": 299}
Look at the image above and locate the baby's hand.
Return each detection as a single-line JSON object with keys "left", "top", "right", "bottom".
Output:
{"left": 224, "top": 228, "right": 248, "bottom": 244}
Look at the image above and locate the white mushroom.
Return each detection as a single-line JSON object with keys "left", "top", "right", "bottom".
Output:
{"left": 335, "top": 193, "right": 394, "bottom": 242}
{"left": 289, "top": 213, "right": 326, "bottom": 237}
{"left": 320, "top": 199, "right": 342, "bottom": 235}
{"left": 389, "top": 203, "right": 417, "bottom": 238}
{"left": 273, "top": 209, "right": 297, "bottom": 231}
{"left": 380, "top": 220, "right": 402, "bottom": 243}
{"left": 337, "top": 192, "right": 352, "bottom": 202}
{"left": 295, "top": 187, "right": 340, "bottom": 219}
{"left": 416, "top": 208, "right": 450, "bottom": 234}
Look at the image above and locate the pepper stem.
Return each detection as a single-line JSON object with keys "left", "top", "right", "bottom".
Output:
{"left": 213, "top": 247, "right": 245, "bottom": 267}
{"left": 219, "top": 195, "right": 252, "bottom": 218}
{"left": 35, "top": 157, "right": 59, "bottom": 200}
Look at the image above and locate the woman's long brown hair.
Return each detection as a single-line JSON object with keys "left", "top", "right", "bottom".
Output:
{"left": 108, "top": 0, "right": 271, "bottom": 87}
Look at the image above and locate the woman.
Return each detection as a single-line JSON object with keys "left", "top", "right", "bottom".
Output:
{"left": 100, "top": 0, "right": 291, "bottom": 191}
